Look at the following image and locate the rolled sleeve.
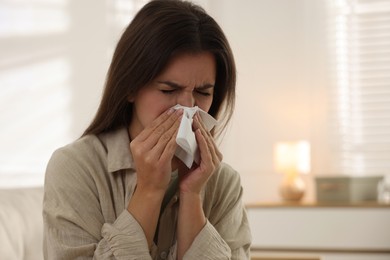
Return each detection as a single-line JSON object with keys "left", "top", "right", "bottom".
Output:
{"left": 183, "top": 220, "right": 231, "bottom": 260}
{"left": 101, "top": 210, "right": 151, "bottom": 259}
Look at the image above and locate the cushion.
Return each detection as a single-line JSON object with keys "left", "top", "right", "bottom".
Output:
{"left": 0, "top": 187, "right": 44, "bottom": 260}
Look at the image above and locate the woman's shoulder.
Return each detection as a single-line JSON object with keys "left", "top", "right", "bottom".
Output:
{"left": 213, "top": 162, "right": 241, "bottom": 184}
{"left": 51, "top": 134, "right": 106, "bottom": 163}
{"left": 205, "top": 162, "right": 242, "bottom": 196}
{"left": 44, "top": 135, "right": 109, "bottom": 218}
{"left": 46, "top": 134, "right": 107, "bottom": 181}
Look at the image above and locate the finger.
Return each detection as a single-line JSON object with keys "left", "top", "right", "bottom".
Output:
{"left": 135, "top": 108, "right": 179, "bottom": 142}
{"left": 194, "top": 113, "right": 220, "bottom": 154}
{"left": 145, "top": 109, "right": 183, "bottom": 148}
{"left": 151, "top": 114, "right": 182, "bottom": 158}
{"left": 193, "top": 113, "right": 213, "bottom": 137}
{"left": 193, "top": 114, "right": 214, "bottom": 151}
{"left": 195, "top": 128, "right": 213, "bottom": 167}
{"left": 159, "top": 126, "right": 180, "bottom": 164}
{"left": 193, "top": 114, "right": 221, "bottom": 163}
{"left": 136, "top": 109, "right": 183, "bottom": 150}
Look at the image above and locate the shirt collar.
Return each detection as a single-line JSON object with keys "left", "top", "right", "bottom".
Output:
{"left": 100, "top": 127, "right": 135, "bottom": 173}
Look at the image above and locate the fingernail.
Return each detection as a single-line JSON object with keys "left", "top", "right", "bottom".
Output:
{"left": 167, "top": 108, "right": 175, "bottom": 115}
{"left": 176, "top": 109, "right": 184, "bottom": 115}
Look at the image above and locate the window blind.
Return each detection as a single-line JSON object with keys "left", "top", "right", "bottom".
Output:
{"left": 328, "top": 0, "right": 390, "bottom": 175}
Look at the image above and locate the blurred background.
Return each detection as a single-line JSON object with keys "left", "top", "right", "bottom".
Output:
{"left": 1, "top": 0, "right": 389, "bottom": 204}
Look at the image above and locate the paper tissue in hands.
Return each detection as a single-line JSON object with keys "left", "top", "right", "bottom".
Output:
{"left": 172, "top": 104, "right": 217, "bottom": 168}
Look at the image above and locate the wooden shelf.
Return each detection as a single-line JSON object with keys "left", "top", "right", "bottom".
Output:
{"left": 252, "top": 257, "right": 319, "bottom": 260}
{"left": 246, "top": 201, "right": 390, "bottom": 209}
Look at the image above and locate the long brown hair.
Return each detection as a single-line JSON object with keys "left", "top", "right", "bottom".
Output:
{"left": 83, "top": 0, "right": 236, "bottom": 137}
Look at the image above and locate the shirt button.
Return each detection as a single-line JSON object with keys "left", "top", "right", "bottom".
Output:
{"left": 160, "top": 251, "right": 167, "bottom": 259}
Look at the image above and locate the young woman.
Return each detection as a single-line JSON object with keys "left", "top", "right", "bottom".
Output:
{"left": 43, "top": 1, "right": 251, "bottom": 259}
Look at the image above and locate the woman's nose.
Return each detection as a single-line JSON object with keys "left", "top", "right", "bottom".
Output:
{"left": 177, "top": 92, "right": 195, "bottom": 107}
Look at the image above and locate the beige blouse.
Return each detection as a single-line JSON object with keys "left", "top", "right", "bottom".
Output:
{"left": 43, "top": 127, "right": 251, "bottom": 259}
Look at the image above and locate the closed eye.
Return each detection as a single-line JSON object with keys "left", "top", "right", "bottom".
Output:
{"left": 157, "top": 80, "right": 214, "bottom": 96}
{"left": 195, "top": 89, "right": 212, "bottom": 96}
{"left": 160, "top": 89, "right": 176, "bottom": 94}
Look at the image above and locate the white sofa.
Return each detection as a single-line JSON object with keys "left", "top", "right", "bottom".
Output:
{"left": 0, "top": 187, "right": 44, "bottom": 260}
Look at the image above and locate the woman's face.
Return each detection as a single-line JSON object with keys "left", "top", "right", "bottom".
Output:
{"left": 129, "top": 51, "right": 216, "bottom": 139}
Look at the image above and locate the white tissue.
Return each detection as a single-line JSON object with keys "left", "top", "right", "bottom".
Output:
{"left": 172, "top": 104, "right": 217, "bottom": 168}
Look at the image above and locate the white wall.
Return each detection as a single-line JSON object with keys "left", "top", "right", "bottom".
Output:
{"left": 0, "top": 1, "right": 140, "bottom": 186}
{"left": 207, "top": 0, "right": 330, "bottom": 203}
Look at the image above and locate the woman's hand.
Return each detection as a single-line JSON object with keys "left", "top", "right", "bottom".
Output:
{"left": 178, "top": 113, "right": 223, "bottom": 195}
{"left": 128, "top": 108, "right": 182, "bottom": 249}
{"left": 177, "top": 113, "right": 223, "bottom": 259}
{"left": 130, "top": 108, "right": 183, "bottom": 193}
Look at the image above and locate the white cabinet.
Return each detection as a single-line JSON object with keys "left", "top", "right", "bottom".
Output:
{"left": 247, "top": 203, "right": 390, "bottom": 260}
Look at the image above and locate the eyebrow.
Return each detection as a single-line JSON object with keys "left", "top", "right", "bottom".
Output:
{"left": 157, "top": 80, "right": 214, "bottom": 90}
